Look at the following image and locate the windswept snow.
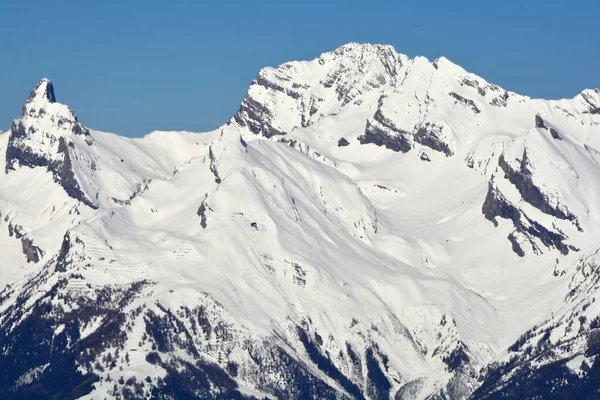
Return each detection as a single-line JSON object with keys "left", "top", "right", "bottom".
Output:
{"left": 1, "top": 43, "right": 599, "bottom": 399}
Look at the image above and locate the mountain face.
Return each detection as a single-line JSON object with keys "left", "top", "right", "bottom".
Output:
{"left": 0, "top": 43, "right": 599, "bottom": 400}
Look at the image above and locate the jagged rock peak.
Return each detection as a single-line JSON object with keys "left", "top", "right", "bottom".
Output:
{"left": 20, "top": 78, "right": 81, "bottom": 123}
{"left": 327, "top": 42, "right": 400, "bottom": 59}
{"left": 233, "top": 43, "right": 412, "bottom": 137}
{"left": 29, "top": 78, "right": 56, "bottom": 103}
{"left": 22, "top": 78, "right": 61, "bottom": 117}
{"left": 5, "top": 78, "right": 95, "bottom": 206}
{"left": 316, "top": 42, "right": 408, "bottom": 78}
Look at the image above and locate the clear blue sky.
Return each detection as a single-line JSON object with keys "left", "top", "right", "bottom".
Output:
{"left": 1, "top": 0, "right": 598, "bottom": 137}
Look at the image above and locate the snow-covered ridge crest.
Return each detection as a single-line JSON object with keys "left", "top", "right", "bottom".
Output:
{"left": 234, "top": 42, "right": 598, "bottom": 145}
{"left": 233, "top": 42, "right": 600, "bottom": 257}
{"left": 233, "top": 43, "right": 410, "bottom": 138}
{"left": 0, "top": 43, "right": 600, "bottom": 399}
{"left": 4, "top": 78, "right": 207, "bottom": 211}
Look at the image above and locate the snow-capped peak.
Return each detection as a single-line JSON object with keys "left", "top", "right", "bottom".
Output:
{"left": 322, "top": 42, "right": 403, "bottom": 68}
{"left": 20, "top": 77, "right": 80, "bottom": 126}
{"left": 233, "top": 43, "right": 411, "bottom": 137}
{"left": 26, "top": 77, "right": 56, "bottom": 104}
{"left": 5, "top": 78, "right": 97, "bottom": 207}
{"left": 231, "top": 43, "right": 511, "bottom": 142}
{"left": 1, "top": 44, "right": 600, "bottom": 400}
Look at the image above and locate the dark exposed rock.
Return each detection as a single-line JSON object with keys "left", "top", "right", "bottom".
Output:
{"left": 507, "top": 232, "right": 526, "bottom": 257}
{"left": 297, "top": 326, "right": 364, "bottom": 399}
{"left": 366, "top": 347, "right": 391, "bottom": 400}
{"left": 239, "top": 135, "right": 248, "bottom": 149}
{"left": 581, "top": 89, "right": 600, "bottom": 114}
{"left": 338, "top": 137, "right": 350, "bottom": 147}
{"left": 442, "top": 341, "right": 470, "bottom": 372}
{"left": 359, "top": 107, "right": 455, "bottom": 156}
{"left": 197, "top": 200, "right": 208, "bottom": 229}
{"left": 111, "top": 197, "right": 130, "bottom": 206}
{"left": 9, "top": 222, "right": 23, "bottom": 238}
{"left": 71, "top": 122, "right": 90, "bottom": 136}
{"left": 234, "top": 96, "right": 285, "bottom": 138}
{"left": 233, "top": 73, "right": 292, "bottom": 138}
{"left": 490, "top": 91, "right": 509, "bottom": 107}
{"left": 461, "top": 78, "right": 486, "bottom": 97}
{"left": 145, "top": 356, "right": 251, "bottom": 400}
{"left": 56, "top": 137, "right": 98, "bottom": 209}
{"left": 256, "top": 74, "right": 302, "bottom": 100}
{"left": 498, "top": 152, "right": 578, "bottom": 224}
{"left": 292, "top": 262, "right": 307, "bottom": 287}
{"left": 278, "top": 137, "right": 298, "bottom": 148}
{"left": 3, "top": 221, "right": 45, "bottom": 263}
{"left": 55, "top": 231, "right": 74, "bottom": 272}
{"left": 112, "top": 179, "right": 151, "bottom": 206}
{"left": 314, "top": 331, "right": 323, "bottom": 346}
{"left": 21, "top": 236, "right": 44, "bottom": 263}
{"left": 473, "top": 357, "right": 600, "bottom": 399}
{"left": 473, "top": 320, "right": 600, "bottom": 400}
{"left": 358, "top": 102, "right": 413, "bottom": 153}
{"left": 420, "top": 152, "right": 431, "bottom": 162}
{"left": 26, "top": 78, "right": 56, "bottom": 106}
{"left": 550, "top": 128, "right": 562, "bottom": 140}
{"left": 482, "top": 181, "right": 573, "bottom": 255}
{"left": 358, "top": 119, "right": 412, "bottom": 153}
{"left": 414, "top": 122, "right": 453, "bottom": 156}
{"left": 5, "top": 120, "right": 46, "bottom": 172}
{"left": 449, "top": 92, "right": 481, "bottom": 114}
{"left": 525, "top": 216, "right": 570, "bottom": 255}
{"left": 535, "top": 115, "right": 546, "bottom": 129}
{"left": 255, "top": 74, "right": 286, "bottom": 93}
{"left": 0, "top": 275, "right": 151, "bottom": 400}
{"left": 208, "top": 146, "right": 221, "bottom": 184}
{"left": 6, "top": 123, "right": 97, "bottom": 208}
{"left": 55, "top": 138, "right": 97, "bottom": 208}
{"left": 140, "top": 304, "right": 349, "bottom": 399}
{"left": 482, "top": 183, "right": 520, "bottom": 227}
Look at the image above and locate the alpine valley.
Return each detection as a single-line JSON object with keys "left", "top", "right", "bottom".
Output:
{"left": 1, "top": 43, "right": 600, "bottom": 400}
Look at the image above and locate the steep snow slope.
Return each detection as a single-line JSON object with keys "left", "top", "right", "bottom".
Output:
{"left": 0, "top": 43, "right": 599, "bottom": 400}
{"left": 0, "top": 80, "right": 215, "bottom": 287}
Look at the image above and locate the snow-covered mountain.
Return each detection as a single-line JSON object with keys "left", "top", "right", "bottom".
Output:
{"left": 1, "top": 43, "right": 599, "bottom": 399}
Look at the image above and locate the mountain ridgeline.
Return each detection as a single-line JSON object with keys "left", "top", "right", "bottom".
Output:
{"left": 1, "top": 43, "right": 600, "bottom": 399}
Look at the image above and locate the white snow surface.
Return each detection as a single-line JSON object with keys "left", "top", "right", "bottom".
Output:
{"left": 1, "top": 43, "right": 599, "bottom": 399}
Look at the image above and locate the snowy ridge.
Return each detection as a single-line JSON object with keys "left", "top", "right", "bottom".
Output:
{"left": 0, "top": 43, "right": 599, "bottom": 399}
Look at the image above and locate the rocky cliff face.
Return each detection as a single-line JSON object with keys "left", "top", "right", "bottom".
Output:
{"left": 233, "top": 44, "right": 408, "bottom": 137}
{"left": 0, "top": 44, "right": 599, "bottom": 399}
{"left": 5, "top": 79, "right": 97, "bottom": 208}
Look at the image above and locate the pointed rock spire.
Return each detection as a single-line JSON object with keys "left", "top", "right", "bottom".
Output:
{"left": 6, "top": 78, "right": 95, "bottom": 207}
{"left": 20, "top": 78, "right": 82, "bottom": 127}
{"left": 29, "top": 78, "right": 56, "bottom": 103}
{"left": 22, "top": 78, "right": 59, "bottom": 117}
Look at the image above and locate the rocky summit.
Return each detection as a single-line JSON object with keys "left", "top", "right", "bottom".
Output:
{"left": 1, "top": 43, "right": 600, "bottom": 399}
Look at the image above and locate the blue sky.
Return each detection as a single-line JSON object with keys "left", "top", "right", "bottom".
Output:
{"left": 0, "top": 0, "right": 598, "bottom": 137}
